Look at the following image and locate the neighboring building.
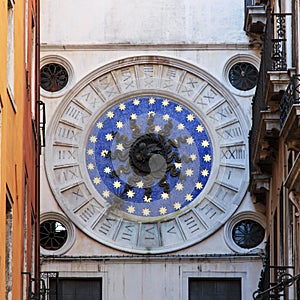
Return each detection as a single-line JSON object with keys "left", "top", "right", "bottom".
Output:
{"left": 0, "top": 0, "right": 41, "bottom": 299}
{"left": 40, "top": 1, "right": 269, "bottom": 299}
{"left": 248, "top": 0, "right": 300, "bottom": 299}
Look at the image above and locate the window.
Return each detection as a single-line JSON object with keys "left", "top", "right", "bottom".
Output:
{"left": 232, "top": 219, "right": 265, "bottom": 249}
{"left": 50, "top": 278, "right": 102, "bottom": 300}
{"left": 6, "top": 193, "right": 13, "bottom": 300}
{"left": 189, "top": 278, "right": 241, "bottom": 300}
{"left": 7, "top": 0, "right": 14, "bottom": 97}
{"left": 40, "top": 63, "right": 69, "bottom": 92}
{"left": 228, "top": 62, "right": 258, "bottom": 91}
{"left": 40, "top": 220, "right": 68, "bottom": 251}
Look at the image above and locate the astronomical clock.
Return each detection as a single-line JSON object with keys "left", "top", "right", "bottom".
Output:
{"left": 45, "top": 56, "right": 249, "bottom": 254}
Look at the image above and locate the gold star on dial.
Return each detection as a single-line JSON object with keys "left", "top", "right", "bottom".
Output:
{"left": 142, "top": 208, "right": 150, "bottom": 216}
{"left": 101, "top": 149, "right": 108, "bottom": 157}
{"left": 87, "top": 163, "right": 94, "bottom": 170}
{"left": 159, "top": 207, "right": 167, "bottom": 215}
{"left": 195, "top": 182, "right": 203, "bottom": 189}
{"left": 113, "top": 180, "right": 121, "bottom": 188}
{"left": 127, "top": 190, "right": 135, "bottom": 198}
{"left": 174, "top": 202, "right": 181, "bottom": 210}
{"left": 116, "top": 121, "right": 123, "bottom": 129}
{"left": 97, "top": 122, "right": 103, "bottom": 129}
{"left": 93, "top": 177, "right": 101, "bottom": 185}
{"left": 203, "top": 154, "right": 212, "bottom": 162}
{"left": 201, "top": 169, "right": 209, "bottom": 177}
{"left": 187, "top": 114, "right": 195, "bottom": 121}
{"left": 119, "top": 103, "right": 126, "bottom": 110}
{"left": 162, "top": 99, "right": 169, "bottom": 106}
{"left": 107, "top": 111, "right": 114, "bottom": 119}
{"left": 149, "top": 97, "right": 156, "bottom": 104}
{"left": 196, "top": 125, "right": 204, "bottom": 132}
{"left": 144, "top": 196, "right": 152, "bottom": 203}
{"left": 89, "top": 136, "right": 97, "bottom": 143}
{"left": 133, "top": 98, "right": 140, "bottom": 105}
{"left": 175, "top": 105, "right": 183, "bottom": 112}
{"left": 104, "top": 167, "right": 111, "bottom": 174}
{"left": 105, "top": 133, "right": 113, "bottom": 141}
{"left": 185, "top": 194, "right": 193, "bottom": 201}
{"left": 161, "top": 192, "right": 169, "bottom": 200}
{"left": 175, "top": 182, "right": 184, "bottom": 191}
{"left": 201, "top": 140, "right": 209, "bottom": 147}
{"left": 127, "top": 205, "right": 135, "bottom": 214}
{"left": 102, "top": 190, "right": 110, "bottom": 198}
{"left": 87, "top": 149, "right": 94, "bottom": 155}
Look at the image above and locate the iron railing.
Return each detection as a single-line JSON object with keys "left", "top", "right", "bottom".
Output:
{"left": 40, "top": 272, "right": 59, "bottom": 300}
{"left": 279, "top": 75, "right": 300, "bottom": 127}
{"left": 253, "top": 265, "right": 300, "bottom": 299}
{"left": 249, "top": 10, "right": 292, "bottom": 172}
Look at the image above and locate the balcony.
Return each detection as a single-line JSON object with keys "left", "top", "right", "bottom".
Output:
{"left": 249, "top": 11, "right": 292, "bottom": 201}
{"left": 280, "top": 75, "right": 300, "bottom": 150}
{"left": 244, "top": 0, "right": 267, "bottom": 35}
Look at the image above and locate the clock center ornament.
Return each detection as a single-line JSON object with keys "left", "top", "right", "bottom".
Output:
{"left": 45, "top": 56, "right": 249, "bottom": 254}
{"left": 85, "top": 97, "right": 213, "bottom": 219}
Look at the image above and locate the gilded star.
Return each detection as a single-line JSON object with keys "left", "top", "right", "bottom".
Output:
{"left": 136, "top": 181, "right": 144, "bottom": 188}
{"left": 127, "top": 190, "right": 135, "bottom": 198}
{"left": 101, "top": 149, "right": 109, "bottom": 157}
{"left": 116, "top": 121, "right": 123, "bottom": 129}
{"left": 201, "top": 169, "right": 209, "bottom": 177}
{"left": 127, "top": 205, "right": 135, "bottom": 214}
{"left": 89, "top": 135, "right": 97, "bottom": 143}
{"left": 163, "top": 114, "right": 170, "bottom": 121}
{"left": 104, "top": 167, "right": 111, "bottom": 174}
{"left": 177, "top": 123, "right": 185, "bottom": 130}
{"left": 196, "top": 125, "right": 204, "bottom": 133}
{"left": 130, "top": 113, "right": 137, "bottom": 120}
{"left": 159, "top": 207, "right": 167, "bottom": 215}
{"left": 105, "top": 133, "right": 113, "bottom": 141}
{"left": 142, "top": 208, "right": 150, "bottom": 216}
{"left": 174, "top": 162, "right": 182, "bottom": 169}
{"left": 97, "top": 122, "right": 103, "bottom": 129}
{"left": 93, "top": 177, "right": 101, "bottom": 185}
{"left": 190, "top": 154, "right": 197, "bottom": 161}
{"left": 187, "top": 114, "right": 195, "bottom": 121}
{"left": 175, "top": 105, "right": 183, "bottom": 112}
{"left": 175, "top": 182, "right": 184, "bottom": 191}
{"left": 195, "top": 182, "right": 203, "bottom": 189}
{"left": 161, "top": 192, "right": 169, "bottom": 200}
{"left": 133, "top": 98, "right": 140, "bottom": 106}
{"left": 186, "top": 137, "right": 194, "bottom": 145}
{"left": 162, "top": 99, "right": 169, "bottom": 106}
{"left": 113, "top": 180, "right": 121, "bottom": 188}
{"left": 87, "top": 163, "right": 94, "bottom": 170}
{"left": 102, "top": 190, "right": 110, "bottom": 198}
{"left": 87, "top": 149, "right": 94, "bottom": 156}
{"left": 174, "top": 202, "right": 181, "bottom": 210}
{"left": 185, "top": 168, "right": 194, "bottom": 177}
{"left": 201, "top": 140, "right": 209, "bottom": 147}
{"left": 144, "top": 195, "right": 152, "bottom": 203}
{"left": 116, "top": 143, "right": 124, "bottom": 151}
{"left": 154, "top": 125, "right": 162, "bottom": 132}
{"left": 185, "top": 193, "right": 193, "bottom": 201}
{"left": 203, "top": 154, "right": 212, "bottom": 162}
{"left": 107, "top": 111, "right": 114, "bottom": 119}
{"left": 148, "top": 111, "right": 155, "bottom": 117}
{"left": 149, "top": 97, "right": 156, "bottom": 104}
{"left": 119, "top": 103, "right": 126, "bottom": 111}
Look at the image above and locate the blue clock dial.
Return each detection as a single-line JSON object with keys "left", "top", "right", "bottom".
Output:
{"left": 85, "top": 96, "right": 213, "bottom": 218}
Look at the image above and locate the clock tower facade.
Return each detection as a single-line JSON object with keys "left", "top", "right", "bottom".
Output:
{"left": 40, "top": 1, "right": 266, "bottom": 299}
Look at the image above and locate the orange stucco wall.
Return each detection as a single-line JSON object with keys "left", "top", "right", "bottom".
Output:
{"left": 0, "top": 0, "right": 39, "bottom": 298}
